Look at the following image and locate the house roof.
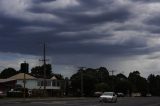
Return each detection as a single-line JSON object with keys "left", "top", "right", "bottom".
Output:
{"left": 50, "top": 76, "right": 57, "bottom": 80}
{"left": 8, "top": 73, "right": 36, "bottom": 80}
{"left": 0, "top": 79, "right": 16, "bottom": 83}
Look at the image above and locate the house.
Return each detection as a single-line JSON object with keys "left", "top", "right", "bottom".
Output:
{"left": 0, "top": 73, "right": 62, "bottom": 96}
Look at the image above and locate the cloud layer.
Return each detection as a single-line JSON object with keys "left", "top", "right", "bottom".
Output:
{"left": 1, "top": 0, "right": 160, "bottom": 77}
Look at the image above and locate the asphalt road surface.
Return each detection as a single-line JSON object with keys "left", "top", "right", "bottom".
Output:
{"left": 0, "top": 97, "right": 160, "bottom": 106}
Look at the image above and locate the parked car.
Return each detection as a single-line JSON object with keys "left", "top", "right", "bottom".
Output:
{"left": 0, "top": 91, "right": 6, "bottom": 97}
{"left": 94, "top": 92, "right": 103, "bottom": 97}
{"left": 117, "top": 92, "right": 125, "bottom": 97}
{"left": 99, "top": 92, "right": 117, "bottom": 103}
{"left": 7, "top": 88, "right": 29, "bottom": 97}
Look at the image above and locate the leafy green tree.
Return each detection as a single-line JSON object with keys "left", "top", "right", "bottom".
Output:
{"left": 148, "top": 74, "right": 160, "bottom": 96}
{"left": 95, "top": 83, "right": 109, "bottom": 92}
{"left": 0, "top": 68, "right": 17, "bottom": 78}
{"left": 155, "top": 75, "right": 160, "bottom": 95}
{"left": 148, "top": 74, "right": 156, "bottom": 95}
{"left": 70, "top": 67, "right": 111, "bottom": 96}
{"left": 128, "top": 71, "right": 148, "bottom": 96}
{"left": 31, "top": 64, "right": 52, "bottom": 78}
{"left": 116, "top": 73, "right": 127, "bottom": 80}
{"left": 128, "top": 71, "right": 140, "bottom": 92}
{"left": 114, "top": 73, "right": 130, "bottom": 95}
{"left": 97, "top": 67, "right": 109, "bottom": 83}
{"left": 52, "top": 73, "right": 64, "bottom": 80}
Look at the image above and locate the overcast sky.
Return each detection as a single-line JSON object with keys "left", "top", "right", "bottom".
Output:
{"left": 0, "top": 0, "right": 160, "bottom": 78}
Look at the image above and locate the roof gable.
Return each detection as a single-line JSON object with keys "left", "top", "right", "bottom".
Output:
{"left": 50, "top": 76, "right": 57, "bottom": 80}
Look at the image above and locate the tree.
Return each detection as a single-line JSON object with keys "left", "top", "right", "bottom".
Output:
{"left": 95, "top": 83, "right": 109, "bottom": 92}
{"left": 114, "top": 73, "right": 130, "bottom": 95}
{"left": 148, "top": 74, "right": 160, "bottom": 96}
{"left": 0, "top": 68, "right": 17, "bottom": 78}
{"left": 70, "top": 67, "right": 110, "bottom": 96}
{"left": 70, "top": 68, "right": 97, "bottom": 96}
{"left": 97, "top": 67, "right": 109, "bottom": 83}
{"left": 128, "top": 71, "right": 148, "bottom": 96}
{"left": 53, "top": 73, "right": 64, "bottom": 80}
{"left": 31, "top": 64, "right": 52, "bottom": 78}
{"left": 116, "top": 73, "right": 127, "bottom": 80}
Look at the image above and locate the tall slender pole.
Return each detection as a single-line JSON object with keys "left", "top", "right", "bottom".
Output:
{"left": 79, "top": 67, "right": 85, "bottom": 97}
{"left": 23, "top": 61, "right": 26, "bottom": 101}
{"left": 43, "top": 43, "right": 46, "bottom": 96}
{"left": 39, "top": 43, "right": 48, "bottom": 96}
{"left": 81, "top": 70, "right": 83, "bottom": 97}
{"left": 109, "top": 70, "right": 115, "bottom": 91}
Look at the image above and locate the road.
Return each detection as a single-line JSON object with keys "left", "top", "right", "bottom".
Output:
{"left": 0, "top": 97, "right": 160, "bottom": 106}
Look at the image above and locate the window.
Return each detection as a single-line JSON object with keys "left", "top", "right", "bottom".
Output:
{"left": 57, "top": 81, "right": 60, "bottom": 86}
{"left": 38, "top": 80, "right": 52, "bottom": 86}
{"left": 37, "top": 81, "right": 41, "bottom": 86}
{"left": 46, "top": 80, "right": 51, "bottom": 86}
{"left": 52, "top": 80, "right": 56, "bottom": 86}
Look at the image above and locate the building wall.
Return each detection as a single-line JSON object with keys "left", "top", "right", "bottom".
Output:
{"left": 16, "top": 79, "right": 60, "bottom": 90}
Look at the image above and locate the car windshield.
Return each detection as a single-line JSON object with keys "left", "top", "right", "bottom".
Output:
{"left": 102, "top": 92, "right": 113, "bottom": 96}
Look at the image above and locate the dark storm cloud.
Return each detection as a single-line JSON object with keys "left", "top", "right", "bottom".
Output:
{"left": 130, "top": 0, "right": 160, "bottom": 3}
{"left": 0, "top": 0, "right": 158, "bottom": 58}
{"left": 2, "top": 0, "right": 160, "bottom": 77}
{"left": 28, "top": 0, "right": 130, "bottom": 25}
{"left": 65, "top": 8, "right": 130, "bottom": 24}
{"left": 145, "top": 15, "right": 160, "bottom": 27}
{"left": 32, "top": 0, "right": 56, "bottom": 3}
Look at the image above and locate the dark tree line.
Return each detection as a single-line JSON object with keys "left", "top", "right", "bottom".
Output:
{"left": 0, "top": 68, "right": 17, "bottom": 78}
{"left": 69, "top": 68, "right": 160, "bottom": 97}
{"left": 1, "top": 65, "right": 160, "bottom": 97}
{"left": 0, "top": 64, "right": 63, "bottom": 79}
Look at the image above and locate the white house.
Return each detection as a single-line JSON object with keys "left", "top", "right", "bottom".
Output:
{"left": 6, "top": 73, "right": 62, "bottom": 96}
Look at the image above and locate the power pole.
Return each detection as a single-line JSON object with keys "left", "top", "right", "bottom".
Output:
{"left": 40, "top": 43, "right": 48, "bottom": 96}
{"left": 23, "top": 61, "right": 26, "bottom": 101}
{"left": 79, "top": 67, "right": 86, "bottom": 97}
{"left": 109, "top": 70, "right": 115, "bottom": 91}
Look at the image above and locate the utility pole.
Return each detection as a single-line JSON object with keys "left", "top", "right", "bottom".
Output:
{"left": 109, "top": 70, "right": 115, "bottom": 91}
{"left": 40, "top": 43, "right": 48, "bottom": 96}
{"left": 79, "top": 67, "right": 86, "bottom": 97}
{"left": 23, "top": 61, "right": 26, "bottom": 101}
{"left": 109, "top": 70, "right": 114, "bottom": 76}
